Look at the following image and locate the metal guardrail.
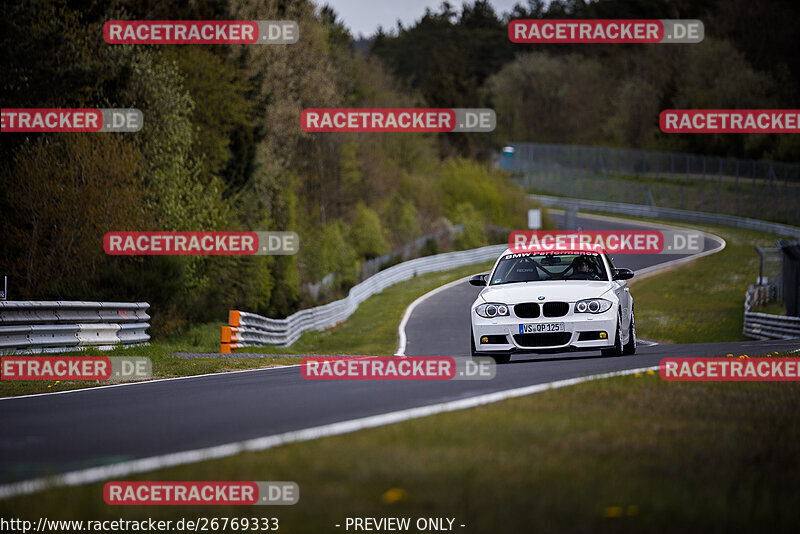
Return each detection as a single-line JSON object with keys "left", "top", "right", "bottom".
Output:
{"left": 357, "top": 224, "right": 466, "bottom": 280}
{"left": 743, "top": 286, "right": 800, "bottom": 340}
{"left": 306, "top": 225, "right": 465, "bottom": 299}
{"left": 530, "top": 194, "right": 800, "bottom": 239}
{"left": 0, "top": 301, "right": 151, "bottom": 354}
{"left": 220, "top": 244, "right": 507, "bottom": 352}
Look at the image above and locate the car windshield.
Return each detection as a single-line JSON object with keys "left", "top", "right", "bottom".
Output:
{"left": 489, "top": 252, "right": 608, "bottom": 285}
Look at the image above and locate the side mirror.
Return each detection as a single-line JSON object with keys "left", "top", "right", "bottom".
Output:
{"left": 612, "top": 268, "right": 634, "bottom": 281}
{"left": 469, "top": 274, "right": 488, "bottom": 286}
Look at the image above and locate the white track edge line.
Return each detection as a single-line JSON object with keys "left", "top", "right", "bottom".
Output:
{"left": 0, "top": 363, "right": 303, "bottom": 402}
{"left": 395, "top": 275, "right": 476, "bottom": 356}
{"left": 0, "top": 364, "right": 659, "bottom": 500}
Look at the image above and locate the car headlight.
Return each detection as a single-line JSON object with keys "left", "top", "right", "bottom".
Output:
{"left": 574, "top": 298, "right": 613, "bottom": 314}
{"left": 475, "top": 303, "right": 509, "bottom": 318}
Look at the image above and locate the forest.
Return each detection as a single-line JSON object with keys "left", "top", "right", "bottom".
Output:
{"left": 2, "top": 0, "right": 796, "bottom": 335}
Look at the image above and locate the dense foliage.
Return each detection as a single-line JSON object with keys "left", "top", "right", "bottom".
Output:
{"left": 5, "top": 0, "right": 796, "bottom": 334}
{"left": 372, "top": 0, "right": 800, "bottom": 161}
{"left": 0, "top": 0, "right": 529, "bottom": 334}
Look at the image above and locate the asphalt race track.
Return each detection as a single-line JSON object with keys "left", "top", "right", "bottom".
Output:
{"left": 1, "top": 214, "right": 799, "bottom": 490}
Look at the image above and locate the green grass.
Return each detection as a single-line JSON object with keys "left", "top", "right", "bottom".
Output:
{"left": 0, "top": 261, "right": 494, "bottom": 398}
{"left": 239, "top": 261, "right": 495, "bottom": 356}
{"left": 628, "top": 223, "right": 785, "bottom": 344}
{"left": 753, "top": 302, "right": 787, "bottom": 316}
{"left": 5, "top": 371, "right": 799, "bottom": 533}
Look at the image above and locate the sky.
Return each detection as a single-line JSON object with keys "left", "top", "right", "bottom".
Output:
{"left": 325, "top": 0, "right": 524, "bottom": 38}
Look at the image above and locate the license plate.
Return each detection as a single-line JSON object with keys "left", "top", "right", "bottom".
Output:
{"left": 519, "top": 323, "right": 565, "bottom": 334}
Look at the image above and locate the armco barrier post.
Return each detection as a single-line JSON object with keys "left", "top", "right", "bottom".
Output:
{"left": 779, "top": 241, "right": 800, "bottom": 317}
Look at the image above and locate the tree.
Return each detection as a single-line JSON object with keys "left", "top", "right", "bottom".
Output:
{"left": 351, "top": 203, "right": 391, "bottom": 259}
{"left": 5, "top": 135, "right": 143, "bottom": 298}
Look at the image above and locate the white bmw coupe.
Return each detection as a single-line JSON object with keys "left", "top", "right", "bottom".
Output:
{"left": 469, "top": 249, "right": 636, "bottom": 363}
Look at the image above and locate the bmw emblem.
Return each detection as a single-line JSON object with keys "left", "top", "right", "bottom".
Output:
{"left": 537, "top": 296, "right": 545, "bottom": 300}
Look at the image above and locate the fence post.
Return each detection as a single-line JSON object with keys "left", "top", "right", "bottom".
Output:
{"left": 655, "top": 151, "right": 660, "bottom": 179}
{"left": 735, "top": 160, "right": 740, "bottom": 216}
{"left": 717, "top": 158, "right": 722, "bottom": 213}
{"left": 702, "top": 156, "right": 706, "bottom": 183}
{"left": 699, "top": 186, "right": 704, "bottom": 212}
{"left": 754, "top": 163, "right": 758, "bottom": 218}
{"left": 685, "top": 154, "right": 690, "bottom": 182}
{"left": 628, "top": 149, "right": 632, "bottom": 175}
{"left": 786, "top": 166, "right": 790, "bottom": 224}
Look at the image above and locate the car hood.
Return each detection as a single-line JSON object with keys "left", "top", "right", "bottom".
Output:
{"left": 478, "top": 281, "right": 614, "bottom": 304}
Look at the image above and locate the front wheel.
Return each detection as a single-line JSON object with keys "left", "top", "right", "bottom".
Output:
{"left": 601, "top": 313, "right": 624, "bottom": 357}
{"left": 622, "top": 307, "right": 637, "bottom": 355}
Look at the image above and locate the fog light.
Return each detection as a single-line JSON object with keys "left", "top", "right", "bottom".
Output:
{"left": 599, "top": 332, "right": 607, "bottom": 339}
{"left": 481, "top": 336, "right": 489, "bottom": 343}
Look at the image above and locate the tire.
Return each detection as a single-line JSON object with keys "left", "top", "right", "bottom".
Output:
{"left": 622, "top": 307, "right": 637, "bottom": 356}
{"left": 489, "top": 354, "right": 511, "bottom": 364}
{"left": 601, "top": 313, "right": 624, "bottom": 357}
{"left": 471, "top": 332, "right": 511, "bottom": 364}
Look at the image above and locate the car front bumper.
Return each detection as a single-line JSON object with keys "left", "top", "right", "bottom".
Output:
{"left": 471, "top": 309, "right": 618, "bottom": 353}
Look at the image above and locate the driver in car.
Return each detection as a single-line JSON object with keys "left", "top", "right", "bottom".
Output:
{"left": 571, "top": 256, "right": 601, "bottom": 280}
